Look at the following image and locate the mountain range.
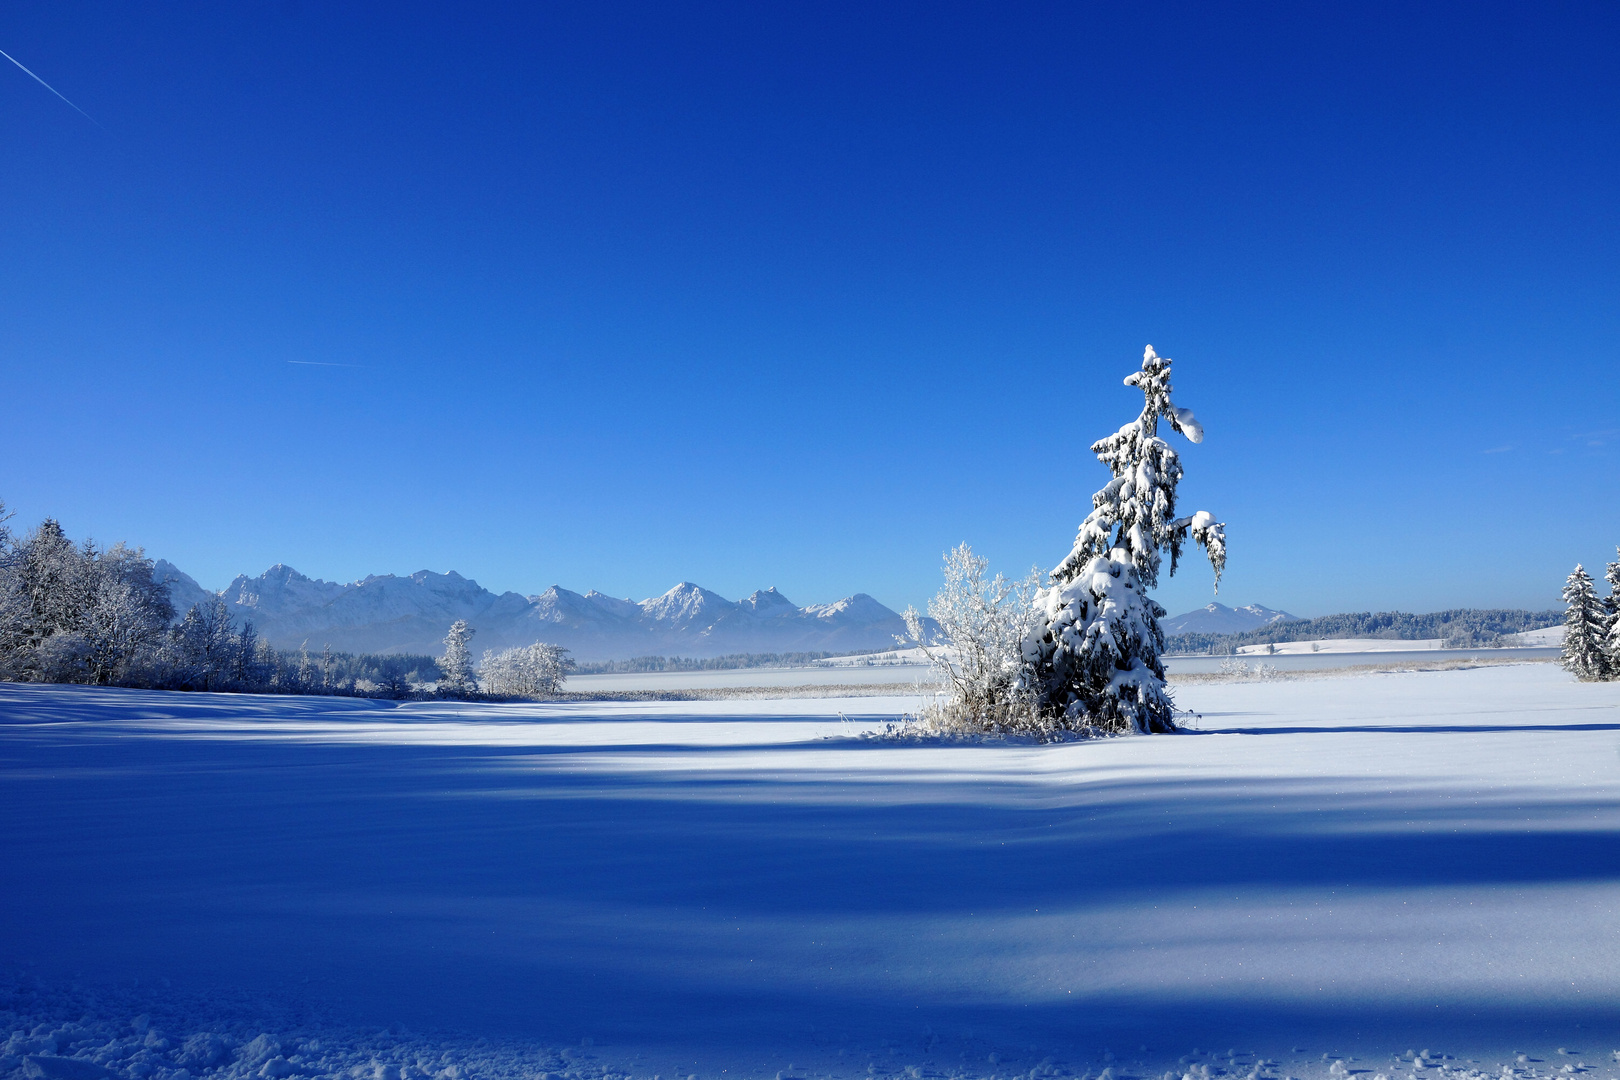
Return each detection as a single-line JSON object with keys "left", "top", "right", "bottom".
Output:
{"left": 151, "top": 561, "right": 934, "bottom": 661}
{"left": 1160, "top": 601, "right": 1300, "bottom": 636}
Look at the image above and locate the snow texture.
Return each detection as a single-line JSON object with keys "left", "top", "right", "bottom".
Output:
{"left": 3, "top": 662, "right": 1618, "bottom": 1080}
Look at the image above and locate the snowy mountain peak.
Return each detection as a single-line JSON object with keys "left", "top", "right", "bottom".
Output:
{"left": 1161, "top": 601, "right": 1300, "bottom": 636}
{"left": 801, "top": 593, "right": 894, "bottom": 625}
{"left": 154, "top": 561, "right": 933, "bottom": 661}
{"left": 740, "top": 587, "right": 797, "bottom": 614}
{"left": 640, "top": 582, "right": 732, "bottom": 625}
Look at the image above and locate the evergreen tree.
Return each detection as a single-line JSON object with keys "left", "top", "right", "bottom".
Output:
{"left": 439, "top": 619, "right": 477, "bottom": 697}
{"left": 1021, "top": 345, "right": 1226, "bottom": 733}
{"left": 1560, "top": 564, "right": 1609, "bottom": 681}
{"left": 1603, "top": 548, "right": 1620, "bottom": 676}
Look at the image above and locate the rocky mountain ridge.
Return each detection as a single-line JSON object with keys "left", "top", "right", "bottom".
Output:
{"left": 1160, "top": 601, "right": 1299, "bottom": 636}
{"left": 151, "top": 561, "right": 932, "bottom": 661}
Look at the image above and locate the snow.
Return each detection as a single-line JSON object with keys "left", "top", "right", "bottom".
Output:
{"left": 567, "top": 662, "right": 936, "bottom": 691}
{"left": 1511, "top": 626, "right": 1566, "bottom": 647}
{"left": 3, "top": 664, "right": 1619, "bottom": 1080}
{"left": 1236, "top": 637, "right": 1451, "bottom": 654}
{"left": 1234, "top": 636, "right": 1564, "bottom": 655}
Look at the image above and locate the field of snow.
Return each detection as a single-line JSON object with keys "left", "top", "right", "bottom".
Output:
{"left": 3, "top": 665, "right": 1619, "bottom": 1080}
{"left": 1233, "top": 635, "right": 1565, "bottom": 655}
{"left": 568, "top": 663, "right": 937, "bottom": 692}
{"left": 570, "top": 653, "right": 1566, "bottom": 689}
{"left": 1235, "top": 637, "right": 1451, "bottom": 654}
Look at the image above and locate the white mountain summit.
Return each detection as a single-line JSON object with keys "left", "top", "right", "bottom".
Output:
{"left": 1160, "top": 601, "right": 1299, "bottom": 636}
{"left": 152, "top": 563, "right": 932, "bottom": 661}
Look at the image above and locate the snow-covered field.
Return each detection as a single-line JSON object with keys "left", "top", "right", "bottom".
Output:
{"left": 567, "top": 664, "right": 938, "bottom": 692}
{"left": 1233, "top": 632, "right": 1565, "bottom": 655}
{"left": 3, "top": 665, "right": 1618, "bottom": 1080}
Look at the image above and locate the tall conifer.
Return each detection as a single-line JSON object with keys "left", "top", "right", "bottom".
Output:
{"left": 1021, "top": 346, "right": 1226, "bottom": 733}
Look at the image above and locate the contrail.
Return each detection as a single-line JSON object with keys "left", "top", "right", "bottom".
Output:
{"left": 287, "top": 360, "right": 367, "bottom": 368}
{"left": 0, "top": 46, "right": 103, "bottom": 128}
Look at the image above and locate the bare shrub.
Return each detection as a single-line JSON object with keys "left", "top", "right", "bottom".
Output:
{"left": 901, "top": 544, "right": 1060, "bottom": 738}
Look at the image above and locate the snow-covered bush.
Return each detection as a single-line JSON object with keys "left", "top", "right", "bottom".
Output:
{"left": 480, "top": 640, "right": 575, "bottom": 698}
{"left": 901, "top": 544, "right": 1048, "bottom": 736}
{"left": 1561, "top": 564, "right": 1611, "bottom": 681}
{"left": 1020, "top": 345, "right": 1226, "bottom": 734}
{"left": 439, "top": 620, "right": 477, "bottom": 697}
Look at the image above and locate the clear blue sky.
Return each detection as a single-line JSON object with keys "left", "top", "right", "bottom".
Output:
{"left": 3, "top": 1, "right": 1617, "bottom": 617}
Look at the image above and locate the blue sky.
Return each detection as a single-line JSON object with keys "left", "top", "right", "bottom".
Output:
{"left": 3, "top": 1, "right": 1617, "bottom": 617}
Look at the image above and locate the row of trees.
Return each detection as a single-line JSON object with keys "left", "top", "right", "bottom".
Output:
{"left": 905, "top": 346, "right": 1226, "bottom": 737}
{"left": 0, "top": 504, "right": 441, "bottom": 695}
{"left": 432, "top": 620, "right": 576, "bottom": 698}
{"left": 1561, "top": 553, "right": 1620, "bottom": 681}
{"left": 0, "top": 500, "right": 573, "bottom": 699}
{"left": 1166, "top": 607, "right": 1563, "bottom": 655}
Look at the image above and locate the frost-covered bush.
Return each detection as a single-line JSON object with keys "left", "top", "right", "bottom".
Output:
{"left": 480, "top": 640, "right": 575, "bottom": 698}
{"left": 901, "top": 544, "right": 1050, "bottom": 737}
{"left": 1020, "top": 346, "right": 1226, "bottom": 734}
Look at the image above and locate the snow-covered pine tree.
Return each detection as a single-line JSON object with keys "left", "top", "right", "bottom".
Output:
{"left": 1560, "top": 564, "right": 1609, "bottom": 681}
{"left": 439, "top": 619, "right": 477, "bottom": 697}
{"left": 1020, "top": 345, "right": 1226, "bottom": 733}
{"left": 1604, "top": 548, "right": 1620, "bottom": 677}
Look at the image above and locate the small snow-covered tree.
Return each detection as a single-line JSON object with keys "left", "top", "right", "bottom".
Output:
{"left": 901, "top": 544, "right": 1044, "bottom": 735}
{"left": 480, "top": 641, "right": 575, "bottom": 698}
{"left": 439, "top": 619, "right": 477, "bottom": 697}
{"left": 1021, "top": 345, "right": 1226, "bottom": 734}
{"left": 1561, "top": 564, "right": 1610, "bottom": 681}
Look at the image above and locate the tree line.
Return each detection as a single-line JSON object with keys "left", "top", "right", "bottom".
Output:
{"left": 1165, "top": 608, "right": 1563, "bottom": 656}
{"left": 0, "top": 500, "right": 578, "bottom": 700}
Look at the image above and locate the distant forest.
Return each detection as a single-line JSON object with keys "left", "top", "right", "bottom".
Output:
{"left": 1166, "top": 608, "right": 1562, "bottom": 655}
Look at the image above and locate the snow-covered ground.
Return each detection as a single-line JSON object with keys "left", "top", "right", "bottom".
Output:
{"left": 1235, "top": 637, "right": 1451, "bottom": 654}
{"left": 1233, "top": 634, "right": 1564, "bottom": 655}
{"left": 1508, "top": 626, "right": 1566, "bottom": 647}
{"left": 568, "top": 663, "right": 937, "bottom": 692}
{"left": 3, "top": 665, "right": 1619, "bottom": 1080}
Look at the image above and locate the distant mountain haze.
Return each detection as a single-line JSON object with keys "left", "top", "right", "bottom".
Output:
{"left": 1160, "top": 602, "right": 1300, "bottom": 636}
{"left": 150, "top": 561, "right": 935, "bottom": 661}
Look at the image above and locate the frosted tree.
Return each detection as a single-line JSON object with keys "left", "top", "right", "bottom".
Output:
{"left": 1604, "top": 548, "right": 1620, "bottom": 675}
{"left": 1021, "top": 345, "right": 1227, "bottom": 733}
{"left": 480, "top": 641, "right": 575, "bottom": 698}
{"left": 1561, "top": 564, "right": 1610, "bottom": 681}
{"left": 901, "top": 544, "right": 1045, "bottom": 735}
{"left": 171, "top": 596, "right": 240, "bottom": 691}
{"left": 439, "top": 619, "right": 477, "bottom": 697}
{"left": 81, "top": 543, "right": 174, "bottom": 685}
